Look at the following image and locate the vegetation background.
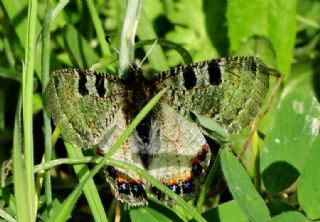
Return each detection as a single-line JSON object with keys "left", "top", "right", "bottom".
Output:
{"left": 0, "top": 0, "right": 319, "bottom": 221}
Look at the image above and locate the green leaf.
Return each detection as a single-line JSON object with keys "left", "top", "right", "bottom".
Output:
{"left": 0, "top": 207, "right": 16, "bottom": 222}
{"left": 37, "top": 197, "right": 62, "bottom": 222}
{"left": 266, "top": 211, "right": 308, "bottom": 222}
{"left": 135, "top": 0, "right": 168, "bottom": 71}
{"left": 189, "top": 112, "right": 230, "bottom": 146}
{"left": 284, "top": 59, "right": 315, "bottom": 98}
{"left": 0, "top": 0, "right": 40, "bottom": 49}
{"left": 297, "top": 136, "right": 320, "bottom": 220}
{"left": 227, "top": 0, "right": 296, "bottom": 76}
{"left": 203, "top": 0, "right": 229, "bottom": 56}
{"left": 221, "top": 149, "right": 270, "bottom": 222}
{"left": 129, "top": 205, "right": 182, "bottom": 222}
{"left": 0, "top": 188, "right": 16, "bottom": 216}
{"left": 267, "top": 1, "right": 296, "bottom": 76}
{"left": 234, "top": 35, "right": 277, "bottom": 68}
{"left": 0, "top": 67, "right": 22, "bottom": 82}
{"left": 261, "top": 91, "right": 320, "bottom": 195}
{"left": 64, "top": 25, "right": 99, "bottom": 69}
{"left": 47, "top": 181, "right": 83, "bottom": 222}
{"left": 267, "top": 200, "right": 296, "bottom": 216}
{"left": 202, "top": 200, "right": 249, "bottom": 222}
{"left": 296, "top": 0, "right": 320, "bottom": 31}
{"left": 135, "top": 39, "right": 193, "bottom": 65}
{"left": 1, "top": 0, "right": 43, "bottom": 78}
{"left": 165, "top": 0, "right": 219, "bottom": 64}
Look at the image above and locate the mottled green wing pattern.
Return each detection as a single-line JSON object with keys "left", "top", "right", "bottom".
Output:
{"left": 45, "top": 69, "right": 126, "bottom": 148}
{"left": 153, "top": 56, "right": 270, "bottom": 133}
{"left": 44, "top": 56, "right": 274, "bottom": 207}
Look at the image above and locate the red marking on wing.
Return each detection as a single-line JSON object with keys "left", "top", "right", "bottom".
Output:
{"left": 191, "top": 157, "right": 200, "bottom": 165}
{"left": 198, "top": 143, "right": 209, "bottom": 156}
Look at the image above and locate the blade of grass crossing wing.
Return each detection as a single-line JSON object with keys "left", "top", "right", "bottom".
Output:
{"left": 47, "top": 89, "right": 166, "bottom": 222}
{"left": 65, "top": 143, "right": 109, "bottom": 222}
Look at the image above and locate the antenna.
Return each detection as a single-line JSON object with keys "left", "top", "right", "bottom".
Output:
{"left": 105, "top": 35, "right": 137, "bottom": 74}
{"left": 138, "top": 38, "right": 159, "bottom": 68}
{"left": 105, "top": 35, "right": 121, "bottom": 55}
{"left": 105, "top": 35, "right": 160, "bottom": 73}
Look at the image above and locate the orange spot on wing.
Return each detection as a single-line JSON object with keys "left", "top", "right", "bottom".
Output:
{"left": 118, "top": 177, "right": 127, "bottom": 183}
{"left": 183, "top": 172, "right": 191, "bottom": 182}
{"left": 130, "top": 178, "right": 145, "bottom": 184}
{"left": 170, "top": 176, "right": 178, "bottom": 185}
{"left": 160, "top": 179, "right": 167, "bottom": 185}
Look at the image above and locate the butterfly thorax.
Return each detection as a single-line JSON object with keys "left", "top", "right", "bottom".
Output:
{"left": 123, "top": 66, "right": 155, "bottom": 118}
{"left": 122, "top": 66, "right": 158, "bottom": 168}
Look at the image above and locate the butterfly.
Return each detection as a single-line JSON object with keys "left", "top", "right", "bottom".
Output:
{"left": 45, "top": 56, "right": 270, "bottom": 206}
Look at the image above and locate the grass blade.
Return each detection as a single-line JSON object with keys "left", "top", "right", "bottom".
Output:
{"left": 22, "top": 0, "right": 38, "bottom": 219}
{"left": 65, "top": 143, "right": 109, "bottom": 222}
{"left": 41, "top": 0, "right": 53, "bottom": 215}
{"left": 13, "top": 95, "right": 31, "bottom": 221}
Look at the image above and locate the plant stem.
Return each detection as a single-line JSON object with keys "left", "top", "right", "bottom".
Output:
{"left": 118, "top": 0, "right": 143, "bottom": 76}
{"left": 23, "top": 0, "right": 38, "bottom": 220}
{"left": 42, "top": 0, "right": 53, "bottom": 215}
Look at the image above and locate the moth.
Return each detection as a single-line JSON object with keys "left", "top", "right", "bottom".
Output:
{"left": 45, "top": 56, "right": 270, "bottom": 206}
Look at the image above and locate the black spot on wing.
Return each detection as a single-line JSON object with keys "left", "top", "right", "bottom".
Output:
{"left": 53, "top": 74, "right": 60, "bottom": 90}
{"left": 183, "top": 66, "right": 197, "bottom": 90}
{"left": 95, "top": 74, "right": 106, "bottom": 97}
{"left": 78, "top": 70, "right": 89, "bottom": 95}
{"left": 251, "top": 59, "right": 257, "bottom": 75}
{"left": 106, "top": 166, "right": 117, "bottom": 179}
{"left": 118, "top": 182, "right": 130, "bottom": 194}
{"left": 208, "top": 60, "right": 222, "bottom": 85}
{"left": 169, "top": 66, "right": 181, "bottom": 79}
{"left": 170, "top": 184, "right": 181, "bottom": 194}
{"left": 130, "top": 182, "right": 146, "bottom": 198}
{"left": 182, "top": 179, "right": 194, "bottom": 194}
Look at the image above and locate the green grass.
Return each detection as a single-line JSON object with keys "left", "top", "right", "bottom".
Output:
{"left": 1, "top": 0, "right": 320, "bottom": 221}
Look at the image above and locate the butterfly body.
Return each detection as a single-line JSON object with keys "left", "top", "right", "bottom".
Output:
{"left": 45, "top": 56, "right": 270, "bottom": 206}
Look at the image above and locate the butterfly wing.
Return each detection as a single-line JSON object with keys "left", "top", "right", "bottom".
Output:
{"left": 153, "top": 56, "right": 270, "bottom": 133}
{"left": 101, "top": 108, "right": 148, "bottom": 206}
{"left": 147, "top": 103, "right": 211, "bottom": 204}
{"left": 45, "top": 69, "right": 126, "bottom": 148}
{"left": 102, "top": 104, "right": 211, "bottom": 206}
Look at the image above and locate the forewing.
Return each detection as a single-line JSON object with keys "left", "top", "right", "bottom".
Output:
{"left": 45, "top": 69, "right": 125, "bottom": 148}
{"left": 153, "top": 56, "right": 270, "bottom": 133}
